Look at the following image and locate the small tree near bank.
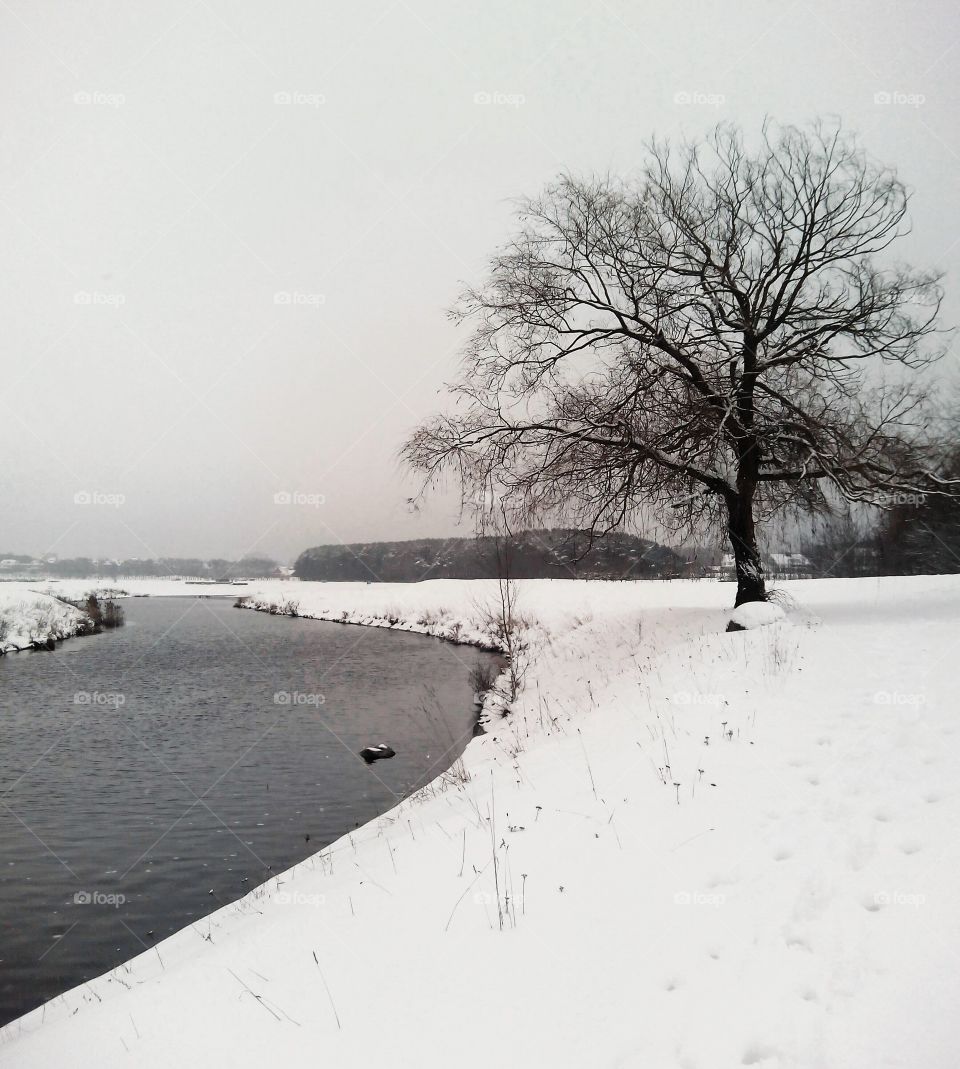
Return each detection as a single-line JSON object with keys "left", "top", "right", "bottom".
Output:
{"left": 404, "top": 121, "right": 955, "bottom": 605}
{"left": 474, "top": 518, "right": 527, "bottom": 703}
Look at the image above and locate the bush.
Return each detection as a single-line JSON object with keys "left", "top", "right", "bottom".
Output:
{"left": 57, "top": 593, "right": 125, "bottom": 632}
{"left": 99, "top": 600, "right": 125, "bottom": 628}
{"left": 469, "top": 659, "right": 500, "bottom": 695}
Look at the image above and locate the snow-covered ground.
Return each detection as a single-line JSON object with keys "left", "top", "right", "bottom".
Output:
{"left": 0, "top": 588, "right": 89, "bottom": 654}
{"left": 3, "top": 575, "right": 960, "bottom": 1067}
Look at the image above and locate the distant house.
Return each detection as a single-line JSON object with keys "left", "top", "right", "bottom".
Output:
{"left": 705, "top": 553, "right": 737, "bottom": 580}
{"left": 766, "top": 552, "right": 815, "bottom": 578}
{"left": 699, "top": 550, "right": 817, "bottom": 582}
{"left": 0, "top": 559, "right": 17, "bottom": 568}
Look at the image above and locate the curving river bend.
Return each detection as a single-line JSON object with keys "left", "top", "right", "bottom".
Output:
{"left": 0, "top": 596, "right": 495, "bottom": 1025}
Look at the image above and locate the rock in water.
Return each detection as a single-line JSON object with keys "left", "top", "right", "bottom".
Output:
{"left": 359, "top": 743, "right": 396, "bottom": 764}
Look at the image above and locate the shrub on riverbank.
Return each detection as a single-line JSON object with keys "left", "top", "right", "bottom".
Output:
{"left": 248, "top": 597, "right": 301, "bottom": 617}
{"left": 469, "top": 659, "right": 500, "bottom": 696}
{"left": 56, "top": 593, "right": 125, "bottom": 633}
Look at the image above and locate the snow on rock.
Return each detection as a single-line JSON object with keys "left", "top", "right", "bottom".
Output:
{"left": 0, "top": 588, "right": 88, "bottom": 653}
{"left": 2, "top": 575, "right": 960, "bottom": 1068}
{"left": 726, "top": 599, "right": 786, "bottom": 630}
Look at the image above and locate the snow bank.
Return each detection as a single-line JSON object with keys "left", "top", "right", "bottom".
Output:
{"left": 3, "top": 575, "right": 960, "bottom": 1068}
{"left": 239, "top": 583, "right": 506, "bottom": 650}
{"left": 726, "top": 599, "right": 786, "bottom": 630}
{"left": 0, "top": 588, "right": 88, "bottom": 653}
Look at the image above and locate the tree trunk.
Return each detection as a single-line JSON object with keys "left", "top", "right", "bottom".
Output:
{"left": 728, "top": 492, "right": 766, "bottom": 606}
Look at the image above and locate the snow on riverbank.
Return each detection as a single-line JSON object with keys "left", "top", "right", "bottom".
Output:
{"left": 0, "top": 588, "right": 88, "bottom": 653}
{"left": 3, "top": 575, "right": 960, "bottom": 1067}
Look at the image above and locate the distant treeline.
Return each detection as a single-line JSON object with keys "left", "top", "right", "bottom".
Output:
{"left": 803, "top": 489, "right": 960, "bottom": 579}
{"left": 294, "top": 529, "right": 683, "bottom": 582}
{"left": 0, "top": 556, "right": 282, "bottom": 580}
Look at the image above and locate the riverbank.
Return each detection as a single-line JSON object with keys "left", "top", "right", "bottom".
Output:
{"left": 3, "top": 575, "right": 960, "bottom": 1067}
{"left": 0, "top": 589, "right": 89, "bottom": 654}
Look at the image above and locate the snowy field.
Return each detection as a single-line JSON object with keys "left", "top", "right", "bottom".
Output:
{"left": 2, "top": 574, "right": 960, "bottom": 1067}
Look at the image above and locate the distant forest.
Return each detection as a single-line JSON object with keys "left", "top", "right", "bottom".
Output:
{"left": 294, "top": 530, "right": 682, "bottom": 582}
{"left": 0, "top": 555, "right": 281, "bottom": 580}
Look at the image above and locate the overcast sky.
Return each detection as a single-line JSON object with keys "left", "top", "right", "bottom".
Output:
{"left": 1, "top": 0, "right": 957, "bottom": 561}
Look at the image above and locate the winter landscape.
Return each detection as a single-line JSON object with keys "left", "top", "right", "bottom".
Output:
{"left": 2, "top": 3, "right": 960, "bottom": 1067}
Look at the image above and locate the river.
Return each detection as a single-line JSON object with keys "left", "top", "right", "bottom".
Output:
{"left": 0, "top": 596, "right": 495, "bottom": 1025}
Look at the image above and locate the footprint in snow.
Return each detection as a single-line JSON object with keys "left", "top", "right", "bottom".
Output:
{"left": 899, "top": 838, "right": 923, "bottom": 855}
{"left": 742, "top": 1043, "right": 780, "bottom": 1065}
{"left": 783, "top": 927, "right": 812, "bottom": 951}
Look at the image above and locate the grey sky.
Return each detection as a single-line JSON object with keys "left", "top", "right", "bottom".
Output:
{"left": 2, "top": 0, "right": 957, "bottom": 561}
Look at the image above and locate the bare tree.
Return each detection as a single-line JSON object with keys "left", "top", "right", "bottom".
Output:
{"left": 404, "top": 120, "right": 954, "bottom": 605}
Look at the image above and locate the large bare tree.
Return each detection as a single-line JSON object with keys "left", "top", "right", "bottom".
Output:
{"left": 404, "top": 121, "right": 953, "bottom": 605}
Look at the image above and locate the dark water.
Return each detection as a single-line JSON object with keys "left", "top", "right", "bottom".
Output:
{"left": 0, "top": 597, "right": 494, "bottom": 1025}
